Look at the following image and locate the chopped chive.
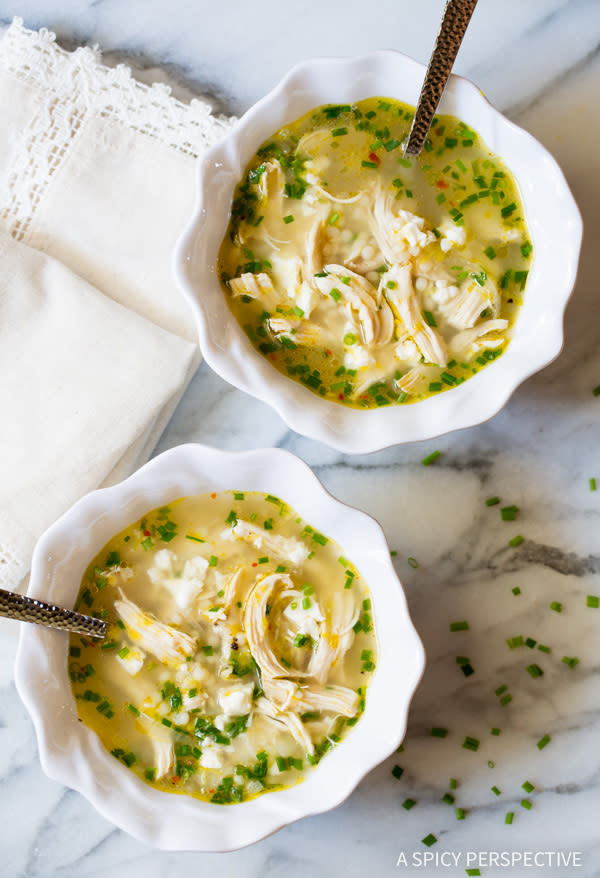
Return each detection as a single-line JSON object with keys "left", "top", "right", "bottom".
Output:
{"left": 455, "top": 807, "right": 465, "bottom": 820}
{"left": 117, "top": 646, "right": 130, "bottom": 659}
{"left": 283, "top": 214, "right": 294, "bottom": 224}
{"left": 590, "top": 478, "right": 597, "bottom": 491}
{"left": 441, "top": 792, "right": 455, "bottom": 805}
{"left": 484, "top": 245, "right": 496, "bottom": 260}
{"left": 202, "top": 645, "right": 214, "bottom": 656}
{"left": 460, "top": 663, "right": 475, "bottom": 677}
{"left": 586, "top": 594, "right": 599, "bottom": 608}
{"left": 331, "top": 127, "right": 348, "bottom": 137}
{"left": 128, "top": 703, "right": 140, "bottom": 717}
{"left": 391, "top": 765, "right": 404, "bottom": 779}
{"left": 495, "top": 684, "right": 508, "bottom": 696}
{"left": 423, "top": 310, "right": 437, "bottom": 327}
{"left": 537, "top": 734, "right": 551, "bottom": 750}
{"left": 501, "top": 505, "right": 519, "bottom": 521}
{"left": 505, "top": 811, "right": 514, "bottom": 824}
{"left": 593, "top": 385, "right": 600, "bottom": 397}
{"left": 462, "top": 736, "right": 479, "bottom": 752}
{"left": 512, "top": 586, "right": 521, "bottom": 596}
{"left": 491, "top": 785, "right": 501, "bottom": 796}
{"left": 526, "top": 664, "right": 544, "bottom": 678}
{"left": 506, "top": 636, "right": 524, "bottom": 649}
{"left": 520, "top": 799, "right": 532, "bottom": 810}
{"left": 562, "top": 656, "right": 579, "bottom": 669}
{"left": 509, "top": 534, "right": 524, "bottom": 547}
{"left": 402, "top": 798, "right": 416, "bottom": 810}
{"left": 537, "top": 644, "right": 551, "bottom": 653}
{"left": 233, "top": 492, "right": 245, "bottom": 500}
{"left": 522, "top": 780, "right": 534, "bottom": 793}
{"left": 431, "top": 727, "right": 448, "bottom": 738}
{"left": 101, "top": 641, "right": 118, "bottom": 651}
{"left": 185, "top": 534, "right": 205, "bottom": 543}
{"left": 258, "top": 556, "right": 269, "bottom": 564}
{"left": 500, "top": 693, "right": 512, "bottom": 705}
{"left": 407, "top": 556, "right": 418, "bottom": 568}
{"left": 421, "top": 833, "right": 437, "bottom": 847}
{"left": 491, "top": 727, "right": 501, "bottom": 736}
{"left": 209, "top": 555, "right": 218, "bottom": 567}
{"left": 550, "top": 601, "right": 563, "bottom": 613}
{"left": 421, "top": 450, "right": 441, "bottom": 466}
{"left": 449, "top": 620, "right": 469, "bottom": 632}
{"left": 486, "top": 496, "right": 500, "bottom": 506}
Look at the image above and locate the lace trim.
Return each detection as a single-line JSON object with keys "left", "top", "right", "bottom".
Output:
{"left": 0, "top": 17, "right": 235, "bottom": 240}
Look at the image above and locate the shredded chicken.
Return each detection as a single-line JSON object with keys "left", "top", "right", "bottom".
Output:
{"left": 369, "top": 186, "right": 435, "bottom": 264}
{"left": 224, "top": 519, "right": 309, "bottom": 566}
{"left": 153, "top": 738, "right": 175, "bottom": 780}
{"left": 295, "top": 682, "right": 359, "bottom": 718}
{"left": 229, "top": 272, "right": 279, "bottom": 310}
{"left": 255, "top": 696, "right": 315, "bottom": 755}
{"left": 243, "top": 573, "right": 305, "bottom": 680}
{"left": 114, "top": 592, "right": 196, "bottom": 665}
{"left": 438, "top": 277, "right": 499, "bottom": 330}
{"left": 222, "top": 567, "right": 245, "bottom": 614}
{"left": 385, "top": 264, "right": 448, "bottom": 366}
{"left": 268, "top": 317, "right": 325, "bottom": 346}
{"left": 449, "top": 318, "right": 509, "bottom": 358}
{"left": 309, "top": 591, "right": 359, "bottom": 684}
{"left": 314, "top": 264, "right": 394, "bottom": 346}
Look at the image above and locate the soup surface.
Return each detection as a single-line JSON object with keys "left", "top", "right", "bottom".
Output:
{"left": 69, "top": 492, "right": 376, "bottom": 804}
{"left": 218, "top": 97, "right": 532, "bottom": 408}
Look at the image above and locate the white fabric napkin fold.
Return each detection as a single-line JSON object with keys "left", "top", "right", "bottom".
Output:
{"left": 0, "top": 19, "right": 235, "bottom": 590}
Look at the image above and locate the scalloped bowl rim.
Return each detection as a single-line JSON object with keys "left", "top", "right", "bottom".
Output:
{"left": 14, "top": 443, "right": 425, "bottom": 851}
{"left": 174, "top": 50, "right": 582, "bottom": 453}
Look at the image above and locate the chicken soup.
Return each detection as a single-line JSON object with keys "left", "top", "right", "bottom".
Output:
{"left": 69, "top": 492, "right": 376, "bottom": 804}
{"left": 219, "top": 97, "right": 532, "bottom": 408}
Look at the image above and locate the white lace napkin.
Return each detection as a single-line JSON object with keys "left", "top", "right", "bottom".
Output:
{"left": 0, "top": 19, "right": 235, "bottom": 590}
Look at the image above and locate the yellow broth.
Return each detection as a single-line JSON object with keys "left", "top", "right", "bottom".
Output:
{"left": 69, "top": 492, "right": 376, "bottom": 804}
{"left": 218, "top": 97, "right": 532, "bottom": 408}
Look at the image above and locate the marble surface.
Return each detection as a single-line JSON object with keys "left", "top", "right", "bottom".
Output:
{"left": 1, "top": 1, "right": 599, "bottom": 875}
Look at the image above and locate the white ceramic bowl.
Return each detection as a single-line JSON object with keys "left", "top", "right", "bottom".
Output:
{"left": 174, "top": 51, "right": 582, "bottom": 453}
{"left": 14, "top": 443, "right": 424, "bottom": 851}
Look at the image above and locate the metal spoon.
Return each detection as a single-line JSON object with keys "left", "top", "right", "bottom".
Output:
{"left": 0, "top": 587, "right": 107, "bottom": 638}
{"left": 404, "top": 0, "right": 479, "bottom": 156}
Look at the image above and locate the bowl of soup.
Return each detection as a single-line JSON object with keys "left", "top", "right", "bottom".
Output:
{"left": 14, "top": 443, "right": 424, "bottom": 850}
{"left": 174, "top": 51, "right": 582, "bottom": 453}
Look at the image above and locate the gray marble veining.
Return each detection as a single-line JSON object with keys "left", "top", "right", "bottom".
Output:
{"left": 0, "top": 1, "right": 599, "bottom": 875}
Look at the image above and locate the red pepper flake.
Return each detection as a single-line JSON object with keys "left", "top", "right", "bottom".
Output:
{"left": 252, "top": 562, "right": 258, "bottom": 567}
{"left": 211, "top": 492, "right": 216, "bottom": 499}
{"left": 338, "top": 393, "right": 344, "bottom": 400}
{"left": 143, "top": 529, "right": 151, "bottom": 536}
{"left": 368, "top": 152, "right": 381, "bottom": 166}
{"left": 436, "top": 127, "right": 443, "bottom": 136}
{"left": 436, "top": 179, "right": 449, "bottom": 189}
{"left": 325, "top": 349, "right": 332, "bottom": 357}
{"left": 269, "top": 353, "right": 276, "bottom": 361}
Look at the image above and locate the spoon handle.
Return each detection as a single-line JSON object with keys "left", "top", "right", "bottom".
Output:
{"left": 404, "top": 0, "right": 479, "bottom": 156}
{"left": 0, "top": 587, "right": 107, "bottom": 638}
